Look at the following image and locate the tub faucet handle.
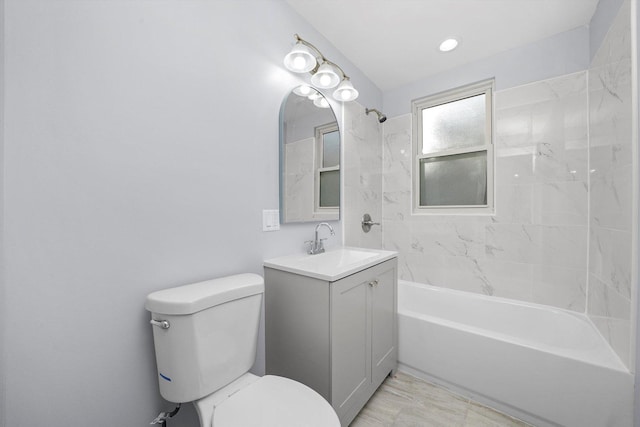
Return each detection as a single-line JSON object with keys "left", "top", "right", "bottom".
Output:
{"left": 362, "top": 213, "right": 380, "bottom": 233}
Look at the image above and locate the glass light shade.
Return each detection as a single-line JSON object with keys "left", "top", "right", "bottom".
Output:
{"left": 293, "top": 84, "right": 313, "bottom": 96}
{"left": 313, "top": 96, "right": 330, "bottom": 108}
{"left": 284, "top": 43, "right": 317, "bottom": 73}
{"left": 333, "top": 79, "right": 359, "bottom": 102}
{"left": 310, "top": 62, "right": 340, "bottom": 89}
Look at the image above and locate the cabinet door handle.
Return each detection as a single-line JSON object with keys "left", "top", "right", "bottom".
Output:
{"left": 369, "top": 280, "right": 379, "bottom": 287}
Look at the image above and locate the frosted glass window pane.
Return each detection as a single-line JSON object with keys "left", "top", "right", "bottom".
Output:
{"left": 322, "top": 130, "right": 340, "bottom": 168}
{"left": 319, "top": 170, "right": 339, "bottom": 207}
{"left": 419, "top": 151, "right": 487, "bottom": 206}
{"left": 422, "top": 94, "right": 486, "bottom": 153}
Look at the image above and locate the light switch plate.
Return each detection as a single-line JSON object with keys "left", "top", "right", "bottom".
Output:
{"left": 262, "top": 210, "right": 280, "bottom": 231}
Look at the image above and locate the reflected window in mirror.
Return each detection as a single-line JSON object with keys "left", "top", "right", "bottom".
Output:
{"left": 316, "top": 123, "right": 340, "bottom": 210}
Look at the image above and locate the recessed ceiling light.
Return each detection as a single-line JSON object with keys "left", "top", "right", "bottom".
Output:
{"left": 439, "top": 37, "right": 459, "bottom": 52}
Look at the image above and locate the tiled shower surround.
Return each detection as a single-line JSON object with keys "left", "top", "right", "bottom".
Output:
{"left": 343, "top": 102, "right": 383, "bottom": 249}
{"left": 383, "top": 72, "right": 590, "bottom": 309}
{"left": 376, "top": 2, "right": 633, "bottom": 367}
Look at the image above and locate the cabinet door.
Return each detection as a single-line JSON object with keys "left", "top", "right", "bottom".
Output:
{"left": 370, "top": 266, "right": 397, "bottom": 386}
{"left": 330, "top": 274, "right": 370, "bottom": 416}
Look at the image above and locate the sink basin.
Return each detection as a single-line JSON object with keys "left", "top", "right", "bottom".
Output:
{"left": 264, "top": 247, "right": 397, "bottom": 281}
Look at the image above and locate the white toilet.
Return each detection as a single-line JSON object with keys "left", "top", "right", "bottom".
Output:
{"left": 145, "top": 273, "right": 340, "bottom": 427}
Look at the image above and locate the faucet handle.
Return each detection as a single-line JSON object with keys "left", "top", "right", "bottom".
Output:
{"left": 304, "top": 240, "right": 314, "bottom": 254}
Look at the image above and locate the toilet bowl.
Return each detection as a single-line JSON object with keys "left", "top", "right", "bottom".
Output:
{"left": 196, "top": 373, "right": 338, "bottom": 427}
{"left": 145, "top": 273, "right": 339, "bottom": 427}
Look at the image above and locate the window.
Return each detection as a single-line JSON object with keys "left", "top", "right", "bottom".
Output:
{"left": 315, "top": 123, "right": 340, "bottom": 211}
{"left": 412, "top": 79, "right": 494, "bottom": 214}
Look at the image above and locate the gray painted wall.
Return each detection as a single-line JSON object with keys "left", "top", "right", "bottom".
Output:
{"left": 1, "top": 1, "right": 380, "bottom": 426}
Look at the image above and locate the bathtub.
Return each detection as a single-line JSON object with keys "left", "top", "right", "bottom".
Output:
{"left": 397, "top": 280, "right": 634, "bottom": 427}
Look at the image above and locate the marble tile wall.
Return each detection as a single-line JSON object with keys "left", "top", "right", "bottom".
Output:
{"left": 283, "top": 137, "right": 315, "bottom": 222}
{"left": 382, "top": 72, "right": 590, "bottom": 311}
{"left": 587, "top": 0, "right": 633, "bottom": 367}
{"left": 343, "top": 102, "right": 383, "bottom": 249}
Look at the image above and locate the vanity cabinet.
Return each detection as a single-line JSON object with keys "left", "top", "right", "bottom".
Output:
{"left": 264, "top": 257, "right": 397, "bottom": 427}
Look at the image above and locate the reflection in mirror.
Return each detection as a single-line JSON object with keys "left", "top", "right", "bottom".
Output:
{"left": 280, "top": 87, "right": 340, "bottom": 223}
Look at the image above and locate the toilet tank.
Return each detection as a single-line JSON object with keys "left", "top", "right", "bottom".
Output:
{"left": 145, "top": 273, "right": 264, "bottom": 403}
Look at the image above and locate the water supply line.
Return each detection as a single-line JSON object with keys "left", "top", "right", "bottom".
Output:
{"left": 150, "top": 404, "right": 181, "bottom": 427}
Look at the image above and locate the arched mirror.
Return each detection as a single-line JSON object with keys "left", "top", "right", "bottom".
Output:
{"left": 279, "top": 86, "right": 340, "bottom": 223}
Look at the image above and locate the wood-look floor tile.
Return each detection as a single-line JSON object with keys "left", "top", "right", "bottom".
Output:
{"left": 392, "top": 404, "right": 467, "bottom": 427}
{"left": 463, "top": 402, "right": 532, "bottom": 427}
{"left": 350, "top": 372, "right": 533, "bottom": 427}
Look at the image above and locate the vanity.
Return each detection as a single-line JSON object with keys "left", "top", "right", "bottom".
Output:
{"left": 264, "top": 247, "right": 398, "bottom": 427}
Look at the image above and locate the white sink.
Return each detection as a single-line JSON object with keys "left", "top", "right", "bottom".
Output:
{"left": 264, "top": 247, "right": 397, "bottom": 281}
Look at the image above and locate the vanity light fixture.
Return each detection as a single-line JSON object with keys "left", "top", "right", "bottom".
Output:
{"left": 439, "top": 37, "right": 460, "bottom": 52}
{"left": 284, "top": 34, "right": 359, "bottom": 102}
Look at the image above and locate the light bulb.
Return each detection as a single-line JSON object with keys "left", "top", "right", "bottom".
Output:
{"left": 310, "top": 62, "right": 340, "bottom": 89}
{"left": 339, "top": 89, "right": 352, "bottom": 101}
{"left": 284, "top": 42, "right": 317, "bottom": 73}
{"left": 292, "top": 56, "right": 307, "bottom": 70}
{"left": 299, "top": 85, "right": 311, "bottom": 95}
{"left": 332, "top": 78, "right": 359, "bottom": 102}
{"left": 293, "top": 85, "right": 313, "bottom": 97}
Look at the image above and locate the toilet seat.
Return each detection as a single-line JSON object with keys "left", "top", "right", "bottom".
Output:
{"left": 212, "top": 375, "right": 340, "bottom": 427}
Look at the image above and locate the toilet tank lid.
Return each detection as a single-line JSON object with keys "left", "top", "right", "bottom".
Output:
{"left": 145, "top": 273, "right": 264, "bottom": 315}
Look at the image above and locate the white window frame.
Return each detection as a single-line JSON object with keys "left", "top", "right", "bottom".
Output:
{"left": 411, "top": 79, "right": 495, "bottom": 215}
{"left": 314, "top": 122, "right": 340, "bottom": 214}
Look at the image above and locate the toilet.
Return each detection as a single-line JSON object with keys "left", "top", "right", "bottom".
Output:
{"left": 145, "top": 273, "right": 340, "bottom": 427}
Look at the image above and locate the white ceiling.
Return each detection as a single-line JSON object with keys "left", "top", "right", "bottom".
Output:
{"left": 286, "top": 0, "right": 600, "bottom": 91}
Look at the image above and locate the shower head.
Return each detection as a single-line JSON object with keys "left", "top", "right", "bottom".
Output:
{"left": 365, "top": 108, "right": 387, "bottom": 123}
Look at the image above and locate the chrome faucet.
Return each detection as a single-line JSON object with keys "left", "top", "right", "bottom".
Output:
{"left": 306, "top": 222, "right": 335, "bottom": 255}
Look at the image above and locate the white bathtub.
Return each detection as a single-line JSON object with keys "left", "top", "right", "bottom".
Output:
{"left": 397, "top": 280, "right": 634, "bottom": 427}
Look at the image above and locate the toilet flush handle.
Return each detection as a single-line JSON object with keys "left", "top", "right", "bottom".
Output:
{"left": 150, "top": 319, "right": 170, "bottom": 329}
